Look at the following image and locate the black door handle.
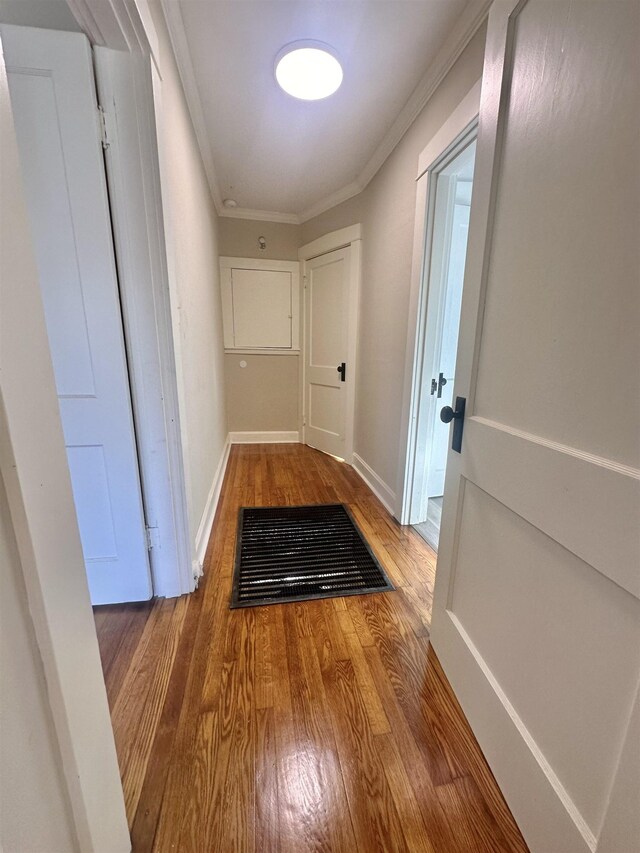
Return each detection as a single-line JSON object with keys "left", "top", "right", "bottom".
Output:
{"left": 431, "top": 372, "right": 448, "bottom": 397}
{"left": 440, "top": 396, "right": 466, "bottom": 453}
{"left": 337, "top": 362, "right": 346, "bottom": 382}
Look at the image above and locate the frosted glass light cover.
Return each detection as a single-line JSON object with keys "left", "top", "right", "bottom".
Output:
{"left": 275, "top": 43, "right": 343, "bottom": 101}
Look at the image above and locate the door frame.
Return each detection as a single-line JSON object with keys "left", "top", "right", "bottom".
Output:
{"left": 298, "top": 224, "right": 362, "bottom": 464}
{"left": 396, "top": 81, "right": 481, "bottom": 523}
{"left": 94, "top": 47, "right": 194, "bottom": 596}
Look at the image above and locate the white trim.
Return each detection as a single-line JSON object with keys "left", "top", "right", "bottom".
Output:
{"left": 158, "top": 0, "right": 223, "bottom": 212}
{"left": 396, "top": 81, "right": 481, "bottom": 523}
{"left": 229, "top": 431, "right": 300, "bottom": 444}
{"left": 298, "top": 224, "right": 362, "bottom": 261}
{"left": 67, "top": 0, "right": 160, "bottom": 72}
{"left": 352, "top": 454, "right": 397, "bottom": 516}
{"left": 150, "top": 62, "right": 200, "bottom": 593}
{"left": 220, "top": 256, "right": 302, "bottom": 272}
{"left": 94, "top": 47, "right": 193, "bottom": 599}
{"left": 219, "top": 256, "right": 300, "bottom": 352}
{"left": 298, "top": 179, "right": 363, "bottom": 225}
{"left": 159, "top": 0, "right": 491, "bottom": 224}
{"left": 432, "top": 616, "right": 597, "bottom": 853}
{"left": 219, "top": 206, "right": 300, "bottom": 225}
{"left": 194, "top": 434, "right": 231, "bottom": 576}
{"left": 417, "top": 80, "right": 483, "bottom": 178}
{"left": 355, "top": 1, "right": 489, "bottom": 194}
{"left": 225, "top": 348, "right": 300, "bottom": 356}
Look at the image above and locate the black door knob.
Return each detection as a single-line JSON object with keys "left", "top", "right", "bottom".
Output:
{"left": 440, "top": 405, "right": 460, "bottom": 423}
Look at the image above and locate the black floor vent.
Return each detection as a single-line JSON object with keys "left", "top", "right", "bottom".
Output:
{"left": 230, "top": 504, "right": 394, "bottom": 608}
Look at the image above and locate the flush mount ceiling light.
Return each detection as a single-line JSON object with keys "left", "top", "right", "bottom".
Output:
{"left": 275, "top": 40, "right": 343, "bottom": 101}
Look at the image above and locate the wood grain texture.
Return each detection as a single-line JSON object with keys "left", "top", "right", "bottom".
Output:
{"left": 94, "top": 443, "right": 528, "bottom": 852}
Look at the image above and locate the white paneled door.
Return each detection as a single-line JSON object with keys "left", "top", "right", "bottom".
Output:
{"left": 2, "top": 25, "right": 152, "bottom": 604}
{"left": 303, "top": 247, "right": 352, "bottom": 459}
{"left": 430, "top": 2, "right": 640, "bottom": 852}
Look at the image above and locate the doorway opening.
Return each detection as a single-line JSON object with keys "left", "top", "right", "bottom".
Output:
{"left": 408, "top": 131, "right": 477, "bottom": 551}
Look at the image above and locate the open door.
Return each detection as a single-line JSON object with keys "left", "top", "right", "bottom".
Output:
{"left": 2, "top": 25, "right": 152, "bottom": 604}
{"left": 410, "top": 136, "right": 476, "bottom": 550}
{"left": 431, "top": 2, "right": 640, "bottom": 851}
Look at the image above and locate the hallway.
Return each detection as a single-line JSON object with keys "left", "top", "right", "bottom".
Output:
{"left": 95, "top": 444, "right": 527, "bottom": 852}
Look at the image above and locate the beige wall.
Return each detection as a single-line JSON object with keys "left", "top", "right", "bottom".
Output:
{"left": 301, "top": 26, "right": 487, "bottom": 493}
{"left": 300, "top": 193, "right": 364, "bottom": 246}
{"left": 218, "top": 217, "right": 301, "bottom": 260}
{"left": 225, "top": 354, "right": 299, "bottom": 432}
{"left": 0, "top": 475, "right": 78, "bottom": 852}
{"left": 150, "top": 1, "right": 228, "bottom": 547}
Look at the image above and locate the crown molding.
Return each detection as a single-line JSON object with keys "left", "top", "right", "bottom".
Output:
{"left": 162, "top": 0, "right": 491, "bottom": 226}
{"left": 356, "top": 0, "right": 491, "bottom": 190}
{"left": 160, "top": 0, "right": 223, "bottom": 213}
{"left": 299, "top": 0, "right": 491, "bottom": 224}
{"left": 218, "top": 207, "right": 300, "bottom": 225}
{"left": 298, "top": 178, "right": 363, "bottom": 224}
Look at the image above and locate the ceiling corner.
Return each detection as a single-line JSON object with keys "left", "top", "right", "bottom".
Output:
{"left": 160, "top": 0, "right": 224, "bottom": 215}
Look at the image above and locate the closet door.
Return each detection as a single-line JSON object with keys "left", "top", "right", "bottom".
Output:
{"left": 2, "top": 25, "right": 151, "bottom": 604}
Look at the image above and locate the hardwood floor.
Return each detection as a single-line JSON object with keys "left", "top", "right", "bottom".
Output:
{"left": 94, "top": 444, "right": 528, "bottom": 852}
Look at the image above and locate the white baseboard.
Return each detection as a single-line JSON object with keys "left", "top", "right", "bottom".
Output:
{"left": 352, "top": 453, "right": 397, "bottom": 516}
{"left": 194, "top": 434, "right": 232, "bottom": 575}
{"left": 229, "top": 430, "right": 300, "bottom": 444}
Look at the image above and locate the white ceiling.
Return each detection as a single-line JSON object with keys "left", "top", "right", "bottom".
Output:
{"left": 171, "top": 0, "right": 486, "bottom": 222}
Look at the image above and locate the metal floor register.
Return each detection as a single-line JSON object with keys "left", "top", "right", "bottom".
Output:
{"left": 231, "top": 504, "right": 394, "bottom": 608}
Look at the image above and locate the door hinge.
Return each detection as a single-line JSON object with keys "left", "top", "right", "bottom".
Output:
{"left": 145, "top": 525, "right": 160, "bottom": 550}
{"left": 97, "top": 105, "right": 110, "bottom": 149}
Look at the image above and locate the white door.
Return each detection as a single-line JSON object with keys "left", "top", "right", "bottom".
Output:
{"left": 304, "top": 247, "right": 351, "bottom": 459}
{"left": 2, "top": 25, "right": 152, "bottom": 605}
{"left": 431, "top": 2, "right": 640, "bottom": 852}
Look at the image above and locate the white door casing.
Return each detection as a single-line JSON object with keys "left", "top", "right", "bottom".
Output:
{"left": 299, "top": 225, "right": 361, "bottom": 463}
{"left": 397, "top": 81, "right": 481, "bottom": 525}
{"left": 406, "top": 132, "right": 477, "bottom": 525}
{"left": 431, "top": 3, "right": 640, "bottom": 852}
{"left": 94, "top": 46, "right": 193, "bottom": 598}
{"left": 2, "top": 25, "right": 152, "bottom": 605}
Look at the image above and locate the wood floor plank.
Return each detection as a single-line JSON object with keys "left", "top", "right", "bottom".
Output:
{"left": 375, "top": 733, "right": 437, "bottom": 853}
{"left": 322, "top": 655, "right": 407, "bottom": 852}
{"left": 436, "top": 774, "right": 527, "bottom": 853}
{"left": 94, "top": 443, "right": 528, "bottom": 852}
{"left": 254, "top": 707, "right": 279, "bottom": 852}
